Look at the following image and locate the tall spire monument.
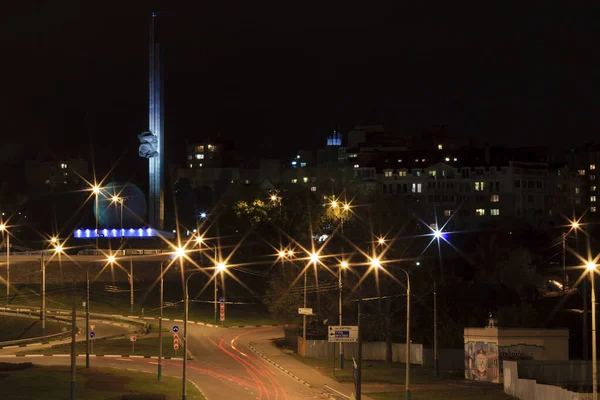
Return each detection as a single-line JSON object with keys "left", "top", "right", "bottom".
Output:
{"left": 138, "top": 12, "right": 164, "bottom": 229}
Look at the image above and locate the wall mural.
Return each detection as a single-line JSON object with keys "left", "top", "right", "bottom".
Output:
{"left": 464, "top": 341, "right": 499, "bottom": 382}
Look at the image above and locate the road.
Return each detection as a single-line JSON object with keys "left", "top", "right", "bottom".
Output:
{"left": 2, "top": 316, "right": 330, "bottom": 400}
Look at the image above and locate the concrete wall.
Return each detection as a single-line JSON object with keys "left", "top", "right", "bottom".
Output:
{"left": 299, "top": 338, "right": 423, "bottom": 364}
{"left": 422, "top": 348, "right": 464, "bottom": 370}
{"left": 503, "top": 360, "right": 592, "bottom": 400}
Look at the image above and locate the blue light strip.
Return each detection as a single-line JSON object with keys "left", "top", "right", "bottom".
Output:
{"left": 74, "top": 228, "right": 158, "bottom": 239}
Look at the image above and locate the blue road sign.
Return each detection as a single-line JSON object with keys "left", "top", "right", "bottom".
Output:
{"left": 90, "top": 332, "right": 95, "bottom": 339}
{"left": 335, "top": 331, "right": 350, "bottom": 338}
{"left": 172, "top": 326, "right": 179, "bottom": 333}
{"left": 219, "top": 297, "right": 225, "bottom": 303}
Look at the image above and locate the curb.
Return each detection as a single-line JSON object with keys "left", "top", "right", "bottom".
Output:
{"left": 247, "top": 342, "right": 312, "bottom": 388}
{"left": 0, "top": 354, "right": 183, "bottom": 360}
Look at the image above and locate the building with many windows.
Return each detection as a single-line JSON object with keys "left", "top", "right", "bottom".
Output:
{"left": 567, "top": 143, "right": 600, "bottom": 218}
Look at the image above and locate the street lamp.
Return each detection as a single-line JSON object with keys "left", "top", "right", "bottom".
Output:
{"left": 175, "top": 247, "right": 186, "bottom": 258}
{"left": 183, "top": 271, "right": 202, "bottom": 400}
{"left": 0, "top": 224, "right": 9, "bottom": 301}
{"left": 370, "top": 258, "right": 381, "bottom": 268}
{"left": 111, "top": 195, "right": 126, "bottom": 240}
{"left": 587, "top": 261, "right": 598, "bottom": 400}
{"left": 378, "top": 238, "right": 385, "bottom": 245}
{"left": 157, "top": 259, "right": 167, "bottom": 381}
{"left": 303, "top": 253, "right": 320, "bottom": 341}
{"left": 339, "top": 261, "right": 349, "bottom": 369}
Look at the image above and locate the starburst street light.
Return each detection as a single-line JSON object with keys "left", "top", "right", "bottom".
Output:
{"left": 287, "top": 250, "right": 294, "bottom": 257}
{"left": 378, "top": 237, "right": 385, "bottom": 245}
{"left": 310, "top": 253, "right": 320, "bottom": 264}
{"left": 343, "top": 203, "right": 350, "bottom": 211}
{"left": 50, "top": 237, "right": 58, "bottom": 244}
{"left": 433, "top": 229, "right": 442, "bottom": 239}
{"left": 278, "top": 250, "right": 286, "bottom": 258}
{"left": 587, "top": 262, "right": 597, "bottom": 271}
{"left": 174, "top": 247, "right": 186, "bottom": 258}
{"left": 371, "top": 258, "right": 381, "bottom": 268}
{"left": 341, "top": 261, "right": 349, "bottom": 269}
{"left": 573, "top": 221, "right": 580, "bottom": 229}
{"left": 331, "top": 201, "right": 338, "bottom": 208}
{"left": 55, "top": 245, "right": 63, "bottom": 253}
{"left": 107, "top": 255, "right": 116, "bottom": 263}
{"left": 92, "top": 185, "right": 101, "bottom": 195}
{"left": 0, "top": 224, "right": 5, "bottom": 231}
{"left": 216, "top": 262, "right": 226, "bottom": 272}
{"left": 195, "top": 236, "right": 203, "bottom": 244}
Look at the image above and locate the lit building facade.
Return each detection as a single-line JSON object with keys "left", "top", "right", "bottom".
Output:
{"left": 567, "top": 143, "right": 600, "bottom": 218}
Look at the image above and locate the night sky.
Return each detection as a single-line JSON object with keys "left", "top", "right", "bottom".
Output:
{"left": 3, "top": 4, "right": 600, "bottom": 180}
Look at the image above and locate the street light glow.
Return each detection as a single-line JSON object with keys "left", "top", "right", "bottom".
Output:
{"left": 572, "top": 221, "right": 580, "bottom": 229}
{"left": 278, "top": 250, "right": 286, "bottom": 258}
{"left": 175, "top": 247, "right": 186, "bottom": 258}
{"left": 433, "top": 229, "right": 442, "bottom": 239}
{"left": 331, "top": 201, "right": 338, "bottom": 208}
{"left": 343, "top": 203, "right": 350, "bottom": 211}
{"left": 195, "top": 236, "right": 203, "bottom": 244}
{"left": 270, "top": 195, "right": 278, "bottom": 201}
{"left": 341, "top": 261, "right": 349, "bottom": 269}
{"left": 107, "top": 255, "right": 116, "bottom": 263}
{"left": 310, "top": 253, "right": 320, "bottom": 263}
{"left": 111, "top": 195, "right": 121, "bottom": 203}
{"left": 50, "top": 237, "right": 57, "bottom": 243}
{"left": 371, "top": 258, "right": 381, "bottom": 268}
{"left": 55, "top": 245, "right": 63, "bottom": 253}
{"left": 0, "top": 224, "right": 5, "bottom": 231}
{"left": 287, "top": 250, "right": 294, "bottom": 257}
{"left": 92, "top": 185, "right": 101, "bottom": 195}
{"left": 587, "top": 262, "right": 597, "bottom": 271}
{"left": 378, "top": 238, "right": 385, "bottom": 245}
{"left": 216, "top": 262, "right": 226, "bottom": 271}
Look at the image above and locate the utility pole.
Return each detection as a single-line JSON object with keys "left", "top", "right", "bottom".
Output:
{"left": 303, "top": 269, "right": 307, "bottom": 341}
{"left": 41, "top": 253, "right": 46, "bottom": 337}
{"left": 562, "top": 232, "right": 567, "bottom": 293}
{"left": 356, "top": 297, "right": 362, "bottom": 400}
{"left": 85, "top": 268, "right": 90, "bottom": 368}
{"left": 158, "top": 261, "right": 164, "bottom": 381}
{"left": 434, "top": 281, "right": 439, "bottom": 377}
{"left": 130, "top": 258, "right": 134, "bottom": 314}
{"left": 70, "top": 281, "right": 77, "bottom": 400}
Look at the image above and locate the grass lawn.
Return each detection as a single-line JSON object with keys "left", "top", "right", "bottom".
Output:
{"left": 21, "top": 336, "right": 180, "bottom": 357}
{"left": 0, "top": 315, "right": 65, "bottom": 342}
{"left": 4, "top": 283, "right": 278, "bottom": 327}
{"left": 369, "top": 388, "right": 514, "bottom": 400}
{"left": 291, "top": 355, "right": 463, "bottom": 384}
{"left": 0, "top": 364, "right": 204, "bottom": 400}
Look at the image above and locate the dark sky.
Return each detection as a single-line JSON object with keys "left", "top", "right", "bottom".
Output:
{"left": 3, "top": 3, "right": 600, "bottom": 180}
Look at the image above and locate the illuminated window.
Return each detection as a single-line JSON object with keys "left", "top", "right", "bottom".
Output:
{"left": 592, "top": 196, "right": 597, "bottom": 203}
{"left": 310, "top": 186, "right": 316, "bottom": 192}
{"left": 592, "top": 186, "right": 597, "bottom": 192}
{"left": 474, "top": 182, "right": 485, "bottom": 192}
{"left": 444, "top": 209, "right": 453, "bottom": 216}
{"left": 438, "top": 144, "right": 443, "bottom": 150}
{"left": 445, "top": 157, "right": 450, "bottom": 162}
{"left": 189, "top": 164, "right": 193, "bottom": 168}
{"left": 397, "top": 159, "right": 402, "bottom": 163}
{"left": 591, "top": 175, "right": 596, "bottom": 180}
{"left": 384, "top": 170, "right": 393, "bottom": 177}
{"left": 491, "top": 194, "right": 499, "bottom": 202}
{"left": 300, "top": 162, "right": 307, "bottom": 168}
{"left": 428, "top": 170, "right": 436, "bottom": 177}
{"left": 303, "top": 177, "right": 308, "bottom": 183}
{"left": 354, "top": 164, "right": 359, "bottom": 169}
{"left": 579, "top": 169, "right": 586, "bottom": 176}
{"left": 576, "top": 187, "right": 580, "bottom": 194}
{"left": 491, "top": 209, "right": 500, "bottom": 216}
{"left": 476, "top": 209, "right": 485, "bottom": 216}
{"left": 453, "top": 158, "right": 458, "bottom": 162}
{"left": 291, "top": 179, "right": 297, "bottom": 183}
{"left": 591, "top": 164, "right": 596, "bottom": 170}
{"left": 399, "top": 171, "right": 407, "bottom": 177}
{"left": 196, "top": 154, "right": 204, "bottom": 159}
{"left": 198, "top": 163, "right": 203, "bottom": 167}
{"left": 45, "top": 179, "right": 50, "bottom": 184}
{"left": 592, "top": 206, "right": 597, "bottom": 213}
{"left": 60, "top": 163, "right": 68, "bottom": 169}
{"left": 196, "top": 145, "right": 204, "bottom": 152}
{"left": 422, "top": 159, "right": 426, "bottom": 162}
{"left": 63, "top": 172, "right": 68, "bottom": 176}
{"left": 414, "top": 171, "right": 421, "bottom": 177}
{"left": 207, "top": 144, "right": 216, "bottom": 152}
{"left": 411, "top": 183, "right": 422, "bottom": 193}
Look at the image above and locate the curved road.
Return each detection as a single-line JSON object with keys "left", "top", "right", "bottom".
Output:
{"left": 2, "top": 318, "right": 329, "bottom": 400}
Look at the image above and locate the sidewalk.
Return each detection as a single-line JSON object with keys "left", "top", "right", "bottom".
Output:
{"left": 249, "top": 334, "right": 393, "bottom": 400}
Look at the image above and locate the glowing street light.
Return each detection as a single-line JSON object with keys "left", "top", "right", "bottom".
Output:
{"left": 433, "top": 230, "right": 442, "bottom": 239}
{"left": 55, "top": 245, "right": 63, "bottom": 254}
{"left": 50, "top": 237, "right": 58, "bottom": 244}
{"left": 278, "top": 250, "right": 286, "bottom": 258}
{"left": 331, "top": 201, "right": 338, "bottom": 208}
{"left": 287, "top": 250, "right": 294, "bottom": 257}
{"left": 310, "top": 253, "right": 320, "bottom": 264}
{"left": 111, "top": 195, "right": 121, "bottom": 203}
{"left": 195, "top": 236, "right": 203, "bottom": 244}
{"left": 92, "top": 185, "right": 101, "bottom": 195}
{"left": 174, "top": 247, "right": 186, "bottom": 258}
{"left": 107, "top": 255, "right": 116, "bottom": 263}
{"left": 216, "top": 262, "right": 226, "bottom": 272}
{"left": 343, "top": 203, "right": 350, "bottom": 211}
{"left": 573, "top": 221, "right": 580, "bottom": 229}
{"left": 586, "top": 260, "right": 599, "bottom": 400}
{"left": 270, "top": 195, "right": 278, "bottom": 201}
{"left": 341, "top": 261, "right": 349, "bottom": 269}
{"left": 371, "top": 258, "right": 381, "bottom": 268}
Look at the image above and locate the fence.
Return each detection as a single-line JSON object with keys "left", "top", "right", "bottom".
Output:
{"left": 421, "top": 348, "right": 464, "bottom": 371}
{"left": 504, "top": 360, "right": 594, "bottom": 400}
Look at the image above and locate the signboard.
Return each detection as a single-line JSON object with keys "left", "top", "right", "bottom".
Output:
{"left": 90, "top": 324, "right": 95, "bottom": 331}
{"left": 89, "top": 332, "right": 95, "bottom": 339}
{"left": 220, "top": 302, "right": 225, "bottom": 321}
{"left": 172, "top": 325, "right": 179, "bottom": 333}
{"left": 173, "top": 334, "right": 180, "bottom": 350}
{"left": 219, "top": 297, "right": 225, "bottom": 303}
{"left": 130, "top": 335, "right": 137, "bottom": 342}
{"left": 298, "top": 308, "right": 313, "bottom": 315}
{"left": 328, "top": 325, "right": 358, "bottom": 343}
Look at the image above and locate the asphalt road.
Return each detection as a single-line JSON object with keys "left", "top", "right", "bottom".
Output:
{"left": 3, "top": 322, "right": 330, "bottom": 400}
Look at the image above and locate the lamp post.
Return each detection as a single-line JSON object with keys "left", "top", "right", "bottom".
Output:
{"left": 587, "top": 261, "right": 598, "bottom": 400}
{"left": 372, "top": 259, "right": 411, "bottom": 400}
{"left": 305, "top": 253, "right": 319, "bottom": 341}
{"left": 339, "top": 261, "right": 348, "bottom": 370}
{"left": 216, "top": 262, "right": 226, "bottom": 325}
{"left": 158, "top": 260, "right": 166, "bottom": 381}
{"left": 183, "top": 270, "right": 202, "bottom": 400}
{"left": 111, "top": 195, "right": 126, "bottom": 241}
{"left": 0, "top": 224, "right": 9, "bottom": 301}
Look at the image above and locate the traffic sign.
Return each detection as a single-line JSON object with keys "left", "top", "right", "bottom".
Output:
{"left": 90, "top": 324, "right": 96, "bottom": 331}
{"left": 328, "top": 325, "right": 358, "bottom": 343}
{"left": 220, "top": 302, "right": 225, "bottom": 321}
{"left": 173, "top": 333, "right": 179, "bottom": 340}
{"left": 219, "top": 297, "right": 225, "bottom": 303}
{"left": 90, "top": 332, "right": 95, "bottom": 339}
{"left": 130, "top": 335, "right": 137, "bottom": 342}
{"left": 298, "top": 308, "right": 313, "bottom": 315}
{"left": 174, "top": 342, "right": 179, "bottom": 350}
{"left": 172, "top": 325, "right": 179, "bottom": 333}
